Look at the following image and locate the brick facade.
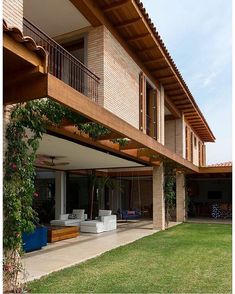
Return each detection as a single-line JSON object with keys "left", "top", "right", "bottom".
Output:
{"left": 153, "top": 164, "right": 165, "bottom": 230}
{"left": 88, "top": 26, "right": 140, "bottom": 128}
{"left": 3, "top": 0, "right": 23, "bottom": 31}
{"left": 176, "top": 172, "right": 186, "bottom": 222}
{"left": 87, "top": 26, "right": 105, "bottom": 106}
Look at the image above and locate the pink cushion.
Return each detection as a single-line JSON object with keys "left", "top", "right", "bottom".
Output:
{"left": 128, "top": 211, "right": 135, "bottom": 215}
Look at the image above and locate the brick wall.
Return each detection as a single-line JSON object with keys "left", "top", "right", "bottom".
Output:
{"left": 88, "top": 26, "right": 140, "bottom": 128}
{"left": 103, "top": 27, "right": 140, "bottom": 128}
{"left": 87, "top": 26, "right": 105, "bottom": 106}
{"left": 3, "top": 0, "right": 23, "bottom": 31}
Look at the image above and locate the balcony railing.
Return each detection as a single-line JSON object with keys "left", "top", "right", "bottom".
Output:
{"left": 23, "top": 18, "right": 99, "bottom": 103}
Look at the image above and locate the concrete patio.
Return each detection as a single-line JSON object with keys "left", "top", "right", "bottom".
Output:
{"left": 23, "top": 220, "right": 181, "bottom": 282}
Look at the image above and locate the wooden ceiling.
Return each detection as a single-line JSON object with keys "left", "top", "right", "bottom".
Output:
{"left": 93, "top": 0, "right": 216, "bottom": 142}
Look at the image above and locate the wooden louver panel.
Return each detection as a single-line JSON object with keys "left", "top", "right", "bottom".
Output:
{"left": 139, "top": 72, "right": 146, "bottom": 133}
{"left": 152, "top": 89, "right": 157, "bottom": 140}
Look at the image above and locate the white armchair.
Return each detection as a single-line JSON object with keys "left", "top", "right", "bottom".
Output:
{"left": 50, "top": 209, "right": 87, "bottom": 226}
{"left": 80, "top": 210, "right": 117, "bottom": 233}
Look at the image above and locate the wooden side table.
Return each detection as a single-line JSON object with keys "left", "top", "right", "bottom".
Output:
{"left": 47, "top": 226, "right": 79, "bottom": 243}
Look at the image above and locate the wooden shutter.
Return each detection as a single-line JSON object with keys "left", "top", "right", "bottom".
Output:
{"left": 152, "top": 90, "right": 157, "bottom": 140}
{"left": 190, "top": 132, "right": 193, "bottom": 163}
{"left": 139, "top": 72, "right": 146, "bottom": 133}
{"left": 185, "top": 126, "right": 188, "bottom": 160}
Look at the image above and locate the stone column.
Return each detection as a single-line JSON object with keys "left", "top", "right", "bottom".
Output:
{"left": 55, "top": 171, "right": 67, "bottom": 219}
{"left": 153, "top": 163, "right": 165, "bottom": 230}
{"left": 176, "top": 172, "right": 186, "bottom": 222}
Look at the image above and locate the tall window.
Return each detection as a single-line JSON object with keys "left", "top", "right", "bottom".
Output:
{"left": 139, "top": 73, "right": 157, "bottom": 139}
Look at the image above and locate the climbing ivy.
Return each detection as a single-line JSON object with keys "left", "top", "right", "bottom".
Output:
{"left": 3, "top": 98, "right": 112, "bottom": 292}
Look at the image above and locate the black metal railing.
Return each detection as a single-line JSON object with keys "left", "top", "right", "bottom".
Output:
{"left": 23, "top": 18, "right": 99, "bottom": 103}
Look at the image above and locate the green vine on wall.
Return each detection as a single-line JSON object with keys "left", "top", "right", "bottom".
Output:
{"left": 3, "top": 98, "right": 112, "bottom": 292}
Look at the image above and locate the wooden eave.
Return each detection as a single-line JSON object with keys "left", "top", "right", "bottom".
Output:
{"left": 71, "top": 0, "right": 215, "bottom": 143}
{"left": 4, "top": 71, "right": 199, "bottom": 173}
{"left": 199, "top": 166, "right": 232, "bottom": 174}
{"left": 3, "top": 20, "right": 48, "bottom": 104}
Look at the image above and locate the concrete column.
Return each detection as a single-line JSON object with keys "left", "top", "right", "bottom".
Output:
{"left": 176, "top": 172, "right": 186, "bottom": 222}
{"left": 55, "top": 171, "right": 66, "bottom": 219}
{"left": 153, "top": 163, "right": 165, "bottom": 230}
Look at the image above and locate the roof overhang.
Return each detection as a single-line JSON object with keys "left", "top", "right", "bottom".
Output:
{"left": 199, "top": 166, "right": 232, "bottom": 174}
{"left": 3, "top": 20, "right": 48, "bottom": 104}
{"left": 70, "top": 0, "right": 215, "bottom": 142}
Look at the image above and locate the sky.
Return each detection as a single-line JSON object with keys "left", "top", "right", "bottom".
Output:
{"left": 142, "top": 0, "right": 232, "bottom": 164}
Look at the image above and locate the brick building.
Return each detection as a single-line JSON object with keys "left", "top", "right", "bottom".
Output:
{"left": 3, "top": 0, "right": 231, "bottom": 231}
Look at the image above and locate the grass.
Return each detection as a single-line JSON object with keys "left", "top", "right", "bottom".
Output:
{"left": 28, "top": 223, "right": 232, "bottom": 293}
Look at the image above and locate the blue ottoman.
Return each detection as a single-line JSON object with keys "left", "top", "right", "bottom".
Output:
{"left": 22, "top": 226, "right": 48, "bottom": 252}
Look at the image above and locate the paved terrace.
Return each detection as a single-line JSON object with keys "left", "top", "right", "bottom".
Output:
{"left": 23, "top": 220, "right": 181, "bottom": 282}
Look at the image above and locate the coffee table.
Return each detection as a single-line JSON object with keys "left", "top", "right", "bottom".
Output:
{"left": 47, "top": 226, "right": 79, "bottom": 243}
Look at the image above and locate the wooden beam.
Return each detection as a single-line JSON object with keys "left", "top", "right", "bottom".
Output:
{"left": 164, "top": 95, "right": 181, "bottom": 118}
{"left": 164, "top": 115, "right": 175, "bottom": 121}
{"left": 71, "top": 0, "right": 158, "bottom": 87}
{"left": 144, "top": 57, "right": 165, "bottom": 65}
{"left": 151, "top": 66, "right": 171, "bottom": 73}
{"left": 137, "top": 45, "right": 157, "bottom": 54}
{"left": 157, "top": 74, "right": 174, "bottom": 80}
{"left": 161, "top": 81, "right": 179, "bottom": 87}
{"left": 199, "top": 166, "right": 232, "bottom": 174}
{"left": 103, "top": 0, "right": 130, "bottom": 12}
{"left": 47, "top": 74, "right": 199, "bottom": 173}
{"left": 69, "top": 0, "right": 101, "bottom": 26}
{"left": 4, "top": 74, "right": 47, "bottom": 105}
{"left": 168, "top": 94, "right": 186, "bottom": 99}
{"left": 120, "top": 141, "right": 143, "bottom": 150}
{"left": 4, "top": 65, "right": 45, "bottom": 88}
{"left": 96, "top": 140, "right": 120, "bottom": 151}
{"left": 116, "top": 17, "right": 141, "bottom": 29}
{"left": 97, "top": 132, "right": 126, "bottom": 140}
{"left": 121, "top": 149, "right": 138, "bottom": 157}
{"left": 127, "top": 33, "right": 150, "bottom": 42}
{"left": 47, "top": 125, "right": 148, "bottom": 166}
{"left": 3, "top": 33, "right": 47, "bottom": 71}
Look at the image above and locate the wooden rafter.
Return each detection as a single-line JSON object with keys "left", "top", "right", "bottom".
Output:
{"left": 144, "top": 57, "right": 165, "bottom": 65}
{"left": 157, "top": 74, "right": 174, "bottom": 80}
{"left": 164, "top": 95, "right": 181, "bottom": 118}
{"left": 127, "top": 33, "right": 150, "bottom": 42}
{"left": 151, "top": 66, "right": 171, "bottom": 73}
{"left": 103, "top": 0, "right": 130, "bottom": 12}
{"left": 115, "top": 17, "right": 141, "bottom": 29}
{"left": 137, "top": 45, "right": 157, "bottom": 54}
{"left": 168, "top": 94, "right": 186, "bottom": 99}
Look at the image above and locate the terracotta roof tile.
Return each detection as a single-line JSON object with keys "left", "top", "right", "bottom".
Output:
{"left": 207, "top": 162, "right": 232, "bottom": 167}
{"left": 3, "top": 19, "right": 48, "bottom": 60}
{"left": 134, "top": 0, "right": 215, "bottom": 142}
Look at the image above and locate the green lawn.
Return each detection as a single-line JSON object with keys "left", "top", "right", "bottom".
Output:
{"left": 28, "top": 223, "right": 232, "bottom": 293}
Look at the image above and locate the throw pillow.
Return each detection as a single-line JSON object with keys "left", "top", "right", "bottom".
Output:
{"left": 68, "top": 214, "right": 77, "bottom": 219}
{"left": 128, "top": 211, "right": 135, "bottom": 215}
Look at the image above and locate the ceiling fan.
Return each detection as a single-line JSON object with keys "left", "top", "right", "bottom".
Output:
{"left": 35, "top": 155, "right": 70, "bottom": 167}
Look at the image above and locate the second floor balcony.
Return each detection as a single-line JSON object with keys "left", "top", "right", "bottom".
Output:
{"left": 23, "top": 18, "right": 99, "bottom": 103}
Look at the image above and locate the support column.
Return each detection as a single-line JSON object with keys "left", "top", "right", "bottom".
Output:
{"left": 55, "top": 171, "right": 66, "bottom": 219}
{"left": 176, "top": 172, "right": 186, "bottom": 222}
{"left": 153, "top": 163, "right": 165, "bottom": 230}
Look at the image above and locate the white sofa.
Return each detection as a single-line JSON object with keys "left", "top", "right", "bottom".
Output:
{"left": 80, "top": 210, "right": 117, "bottom": 234}
{"left": 50, "top": 209, "right": 87, "bottom": 227}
